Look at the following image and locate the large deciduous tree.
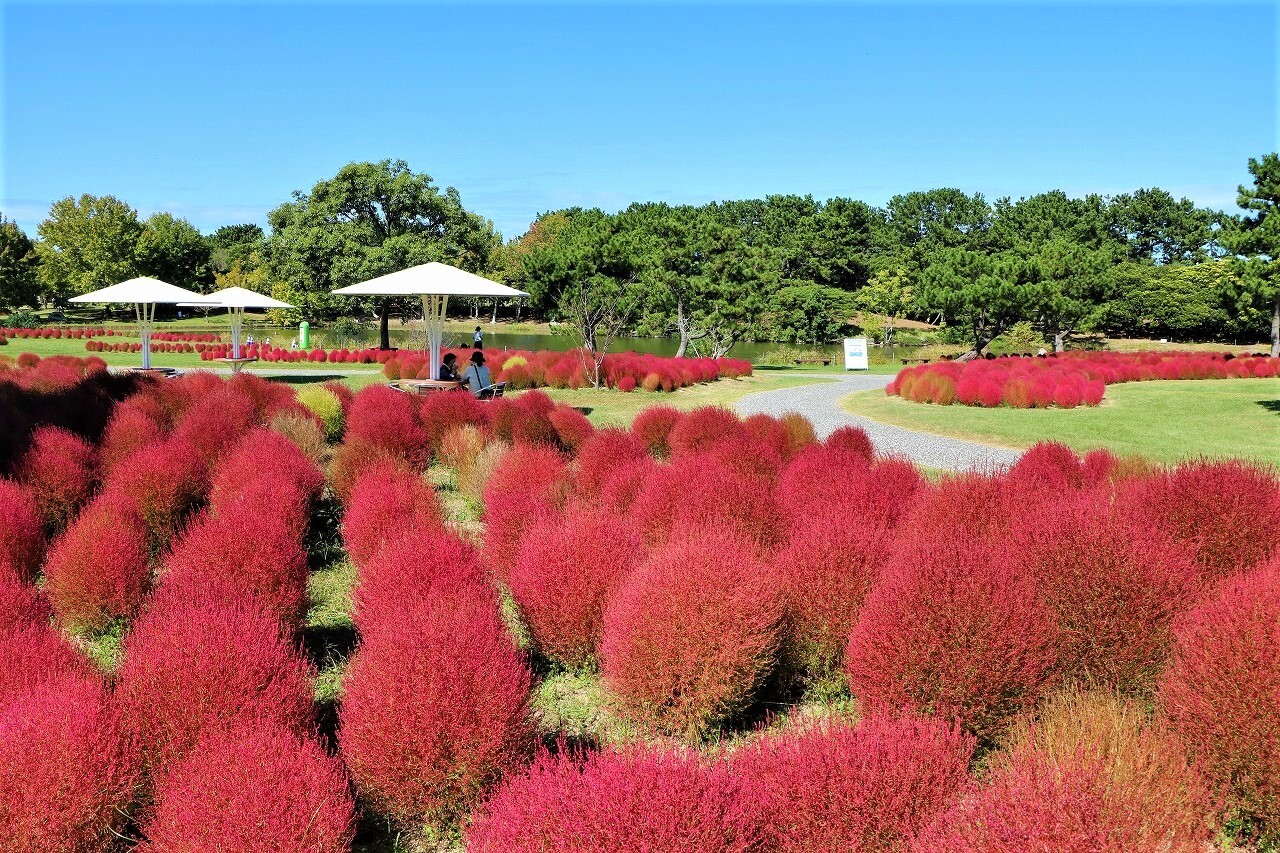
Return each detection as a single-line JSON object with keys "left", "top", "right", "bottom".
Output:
{"left": 0, "top": 215, "right": 41, "bottom": 309}
{"left": 35, "top": 194, "right": 143, "bottom": 302}
{"left": 265, "top": 159, "right": 498, "bottom": 348}
{"left": 135, "top": 212, "right": 213, "bottom": 291}
{"left": 1223, "top": 152, "right": 1280, "bottom": 355}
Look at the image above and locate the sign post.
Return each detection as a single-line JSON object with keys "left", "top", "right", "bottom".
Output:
{"left": 843, "top": 337, "right": 869, "bottom": 371}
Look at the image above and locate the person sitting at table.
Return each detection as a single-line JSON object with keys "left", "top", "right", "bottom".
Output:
{"left": 462, "top": 350, "right": 491, "bottom": 395}
{"left": 439, "top": 352, "right": 461, "bottom": 383}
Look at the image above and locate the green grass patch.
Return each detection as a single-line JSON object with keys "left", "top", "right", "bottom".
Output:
{"left": 306, "top": 559, "right": 358, "bottom": 703}
{"left": 843, "top": 379, "right": 1280, "bottom": 467}
{"left": 541, "top": 374, "right": 833, "bottom": 427}
{"left": 74, "top": 621, "right": 128, "bottom": 673}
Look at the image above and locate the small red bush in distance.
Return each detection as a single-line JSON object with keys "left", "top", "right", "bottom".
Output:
{"left": 43, "top": 499, "right": 150, "bottom": 632}
{"left": 601, "top": 525, "right": 782, "bottom": 742}
{"left": 509, "top": 507, "right": 643, "bottom": 669}
{"left": 825, "top": 424, "right": 875, "bottom": 460}
{"left": 339, "top": 572, "right": 531, "bottom": 832}
{"left": 735, "top": 715, "right": 975, "bottom": 852}
{"left": 139, "top": 720, "right": 355, "bottom": 853}
{"left": 114, "top": 575, "right": 315, "bottom": 779}
{"left": 16, "top": 426, "right": 97, "bottom": 531}
{"left": 0, "top": 480, "right": 44, "bottom": 581}
{"left": 482, "top": 443, "right": 570, "bottom": 583}
{"left": 845, "top": 533, "right": 1059, "bottom": 743}
{"left": 342, "top": 463, "right": 442, "bottom": 568}
{"left": 468, "top": 746, "right": 757, "bottom": 853}
{"left": 164, "top": 509, "right": 309, "bottom": 628}
{"left": 631, "top": 405, "right": 682, "bottom": 457}
{"left": 1158, "top": 558, "right": 1280, "bottom": 841}
{"left": 0, "top": 676, "right": 138, "bottom": 853}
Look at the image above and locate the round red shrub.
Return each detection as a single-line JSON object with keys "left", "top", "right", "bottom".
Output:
{"left": 328, "top": 437, "right": 411, "bottom": 504}
{"left": 630, "top": 455, "right": 783, "bottom": 550}
{"left": 735, "top": 715, "right": 974, "bottom": 852}
{"left": 826, "top": 424, "right": 875, "bottom": 460}
{"left": 0, "top": 676, "right": 138, "bottom": 853}
{"left": 509, "top": 507, "right": 642, "bottom": 670}
{"left": 0, "top": 571, "right": 50, "bottom": 632}
{"left": 631, "top": 405, "right": 682, "bottom": 457}
{"left": 667, "top": 406, "right": 746, "bottom": 456}
{"left": 845, "top": 533, "right": 1060, "bottom": 743}
{"left": 99, "top": 438, "right": 207, "bottom": 549}
{"left": 601, "top": 525, "right": 782, "bottom": 741}
{"left": 167, "top": 384, "right": 258, "bottom": 468}
{"left": 339, "top": 572, "right": 531, "bottom": 831}
{"left": 482, "top": 443, "right": 570, "bottom": 583}
{"left": 16, "top": 426, "right": 97, "bottom": 532}
{"left": 1158, "top": 559, "right": 1280, "bottom": 841}
{"left": 342, "top": 463, "right": 442, "bottom": 569}
{"left": 1005, "top": 441, "right": 1084, "bottom": 493}
{"left": 139, "top": 720, "right": 354, "bottom": 853}
{"left": 115, "top": 575, "right": 315, "bottom": 779}
{"left": 350, "top": 526, "right": 488, "bottom": 632}
{"left": 0, "top": 479, "right": 44, "bottom": 581}
{"left": 468, "top": 746, "right": 755, "bottom": 853}
{"left": 573, "top": 427, "right": 648, "bottom": 497}
{"left": 0, "top": 622, "right": 97, "bottom": 712}
{"left": 100, "top": 402, "right": 165, "bottom": 474}
{"left": 548, "top": 404, "right": 594, "bottom": 452}
{"left": 345, "top": 384, "right": 430, "bottom": 468}
{"left": 43, "top": 499, "right": 150, "bottom": 632}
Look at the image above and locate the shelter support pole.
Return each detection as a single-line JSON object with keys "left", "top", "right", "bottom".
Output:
{"left": 136, "top": 302, "right": 155, "bottom": 370}
{"left": 230, "top": 306, "right": 243, "bottom": 359}
{"left": 423, "top": 294, "right": 448, "bottom": 380}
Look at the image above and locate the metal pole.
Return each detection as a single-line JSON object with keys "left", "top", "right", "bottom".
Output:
{"left": 231, "top": 306, "right": 242, "bottom": 359}
{"left": 424, "top": 294, "right": 448, "bottom": 380}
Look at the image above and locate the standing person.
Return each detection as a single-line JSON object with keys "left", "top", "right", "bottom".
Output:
{"left": 462, "top": 350, "right": 491, "bottom": 395}
{"left": 473, "top": 326, "right": 484, "bottom": 349}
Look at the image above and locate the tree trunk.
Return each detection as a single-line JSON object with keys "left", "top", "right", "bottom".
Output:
{"left": 1054, "top": 330, "right": 1066, "bottom": 352}
{"left": 491, "top": 298, "right": 498, "bottom": 325}
{"left": 1271, "top": 296, "right": 1279, "bottom": 358}
{"left": 674, "top": 298, "right": 689, "bottom": 358}
{"left": 378, "top": 299, "right": 391, "bottom": 350}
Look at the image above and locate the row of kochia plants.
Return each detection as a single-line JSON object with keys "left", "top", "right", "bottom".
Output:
{"left": 889, "top": 349, "right": 1280, "bottom": 408}
{"left": 0, "top": 353, "right": 1278, "bottom": 850}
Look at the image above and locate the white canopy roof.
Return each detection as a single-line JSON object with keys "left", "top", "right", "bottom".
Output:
{"left": 69, "top": 277, "right": 217, "bottom": 305}
{"left": 178, "top": 286, "right": 293, "bottom": 310}
{"left": 331, "top": 262, "right": 529, "bottom": 298}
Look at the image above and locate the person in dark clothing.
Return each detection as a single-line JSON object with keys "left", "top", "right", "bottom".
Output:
{"left": 439, "top": 352, "right": 460, "bottom": 382}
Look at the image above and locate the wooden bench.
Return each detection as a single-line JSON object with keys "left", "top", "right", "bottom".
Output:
{"left": 900, "top": 357, "right": 933, "bottom": 365}
{"left": 792, "top": 358, "right": 833, "bottom": 366}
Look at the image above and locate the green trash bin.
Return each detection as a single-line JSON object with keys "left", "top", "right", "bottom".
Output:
{"left": 299, "top": 321, "right": 310, "bottom": 349}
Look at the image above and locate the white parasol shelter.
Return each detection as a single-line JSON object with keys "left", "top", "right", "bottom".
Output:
{"left": 70, "top": 277, "right": 217, "bottom": 370}
{"left": 331, "top": 262, "right": 529, "bottom": 380}
{"left": 181, "top": 286, "right": 294, "bottom": 369}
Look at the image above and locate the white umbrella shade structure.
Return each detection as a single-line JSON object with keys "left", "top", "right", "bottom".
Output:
{"left": 180, "top": 286, "right": 294, "bottom": 360}
{"left": 69, "top": 277, "right": 218, "bottom": 369}
{"left": 331, "top": 262, "right": 529, "bottom": 380}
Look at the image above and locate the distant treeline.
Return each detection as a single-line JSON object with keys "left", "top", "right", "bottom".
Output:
{"left": 3, "top": 153, "right": 1278, "bottom": 354}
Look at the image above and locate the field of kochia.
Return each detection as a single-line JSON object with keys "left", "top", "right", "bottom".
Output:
{"left": 1, "top": 351, "right": 1278, "bottom": 852}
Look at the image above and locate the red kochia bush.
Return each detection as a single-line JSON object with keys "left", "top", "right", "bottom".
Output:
{"left": 99, "top": 400, "right": 166, "bottom": 473}
{"left": 0, "top": 571, "right": 50, "bottom": 632}
{"left": 667, "top": 406, "right": 747, "bottom": 456}
{"left": 1008, "top": 493, "right": 1197, "bottom": 694}
{"left": 482, "top": 444, "right": 570, "bottom": 583}
{"left": 0, "top": 622, "right": 97, "bottom": 711}
{"left": 736, "top": 716, "right": 975, "bottom": 852}
{"left": 630, "top": 405, "right": 683, "bottom": 457}
{"left": 1004, "top": 440, "right": 1084, "bottom": 493}
{"left": 826, "top": 424, "right": 876, "bottom": 460}
{"left": 417, "top": 389, "right": 489, "bottom": 454}
{"left": 345, "top": 384, "right": 430, "bottom": 468}
{"left": 339, "top": 571, "right": 531, "bottom": 831}
{"left": 167, "top": 384, "right": 257, "bottom": 468}
{"left": 630, "top": 454, "right": 784, "bottom": 549}
{"left": 548, "top": 403, "right": 594, "bottom": 452}
{"left": 99, "top": 438, "right": 207, "bottom": 549}
{"left": 509, "top": 507, "right": 643, "bottom": 670}
{"left": 342, "top": 464, "right": 442, "bottom": 568}
{"left": 114, "top": 576, "right": 315, "bottom": 779}
{"left": 0, "top": 677, "right": 138, "bottom": 853}
{"left": 845, "top": 533, "right": 1059, "bottom": 743}
{"left": 352, "top": 527, "right": 488, "bottom": 629}
{"left": 16, "top": 426, "right": 97, "bottom": 531}
{"left": 572, "top": 427, "right": 649, "bottom": 497}
{"left": 1117, "top": 459, "right": 1280, "bottom": 582}
{"left": 164, "top": 508, "right": 310, "bottom": 628}
{"left": 43, "top": 500, "right": 150, "bottom": 632}
{"left": 139, "top": 721, "right": 355, "bottom": 853}
{"left": 1158, "top": 559, "right": 1280, "bottom": 840}
{"left": 601, "top": 525, "right": 782, "bottom": 742}
{"left": 0, "top": 479, "right": 44, "bottom": 581}
{"left": 468, "top": 746, "right": 756, "bottom": 853}
{"left": 207, "top": 427, "right": 324, "bottom": 538}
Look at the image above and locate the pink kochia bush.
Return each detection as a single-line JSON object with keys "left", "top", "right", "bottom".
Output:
{"left": 16, "top": 426, "right": 97, "bottom": 531}
{"left": 845, "top": 532, "right": 1060, "bottom": 743}
{"left": 0, "top": 677, "right": 139, "bottom": 853}
{"left": 482, "top": 443, "right": 570, "bottom": 583}
{"left": 208, "top": 427, "right": 325, "bottom": 538}
{"left": 629, "top": 454, "right": 783, "bottom": 549}
{"left": 139, "top": 721, "right": 355, "bottom": 853}
{"left": 509, "top": 507, "right": 643, "bottom": 670}
{"left": 0, "top": 571, "right": 50, "bottom": 632}
{"left": 0, "top": 479, "right": 44, "bottom": 581}
{"left": 340, "top": 530, "right": 532, "bottom": 831}
{"left": 601, "top": 525, "right": 783, "bottom": 742}
{"left": 735, "top": 715, "right": 975, "bottom": 852}
{"left": 0, "top": 621, "right": 97, "bottom": 713}
{"left": 342, "top": 463, "right": 442, "bottom": 569}
{"left": 42, "top": 498, "right": 150, "bottom": 632}
{"left": 1158, "top": 558, "right": 1280, "bottom": 842}
{"left": 114, "top": 575, "right": 315, "bottom": 781}
{"left": 468, "top": 746, "right": 757, "bottom": 853}
{"left": 344, "top": 384, "right": 431, "bottom": 469}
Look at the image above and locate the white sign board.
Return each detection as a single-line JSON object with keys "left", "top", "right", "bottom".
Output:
{"left": 843, "top": 337, "right": 869, "bottom": 371}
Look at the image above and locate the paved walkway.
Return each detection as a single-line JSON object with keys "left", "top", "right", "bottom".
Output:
{"left": 735, "top": 373, "right": 1023, "bottom": 472}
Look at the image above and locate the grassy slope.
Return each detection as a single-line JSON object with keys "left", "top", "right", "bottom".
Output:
{"left": 843, "top": 378, "right": 1280, "bottom": 467}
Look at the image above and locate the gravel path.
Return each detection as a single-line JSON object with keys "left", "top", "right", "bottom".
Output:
{"left": 736, "top": 373, "right": 1023, "bottom": 472}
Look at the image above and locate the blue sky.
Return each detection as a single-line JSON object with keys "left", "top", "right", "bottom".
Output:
{"left": 2, "top": 1, "right": 1276, "bottom": 241}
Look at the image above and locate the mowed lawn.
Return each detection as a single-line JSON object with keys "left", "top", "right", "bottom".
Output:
{"left": 843, "top": 378, "right": 1280, "bottom": 467}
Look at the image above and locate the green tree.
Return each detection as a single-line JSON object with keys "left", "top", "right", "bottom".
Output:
{"left": 207, "top": 224, "right": 266, "bottom": 274}
{"left": 1109, "top": 188, "right": 1216, "bottom": 264}
{"left": 34, "top": 194, "right": 143, "bottom": 302}
{"left": 917, "top": 248, "right": 1039, "bottom": 355}
{"left": 1102, "top": 261, "right": 1235, "bottom": 341}
{"left": 1030, "top": 238, "right": 1115, "bottom": 350}
{"left": 1222, "top": 152, "right": 1280, "bottom": 355}
{"left": 136, "top": 212, "right": 212, "bottom": 291}
{"left": 762, "top": 284, "right": 854, "bottom": 345}
{"left": 854, "top": 267, "right": 914, "bottom": 344}
{"left": 265, "top": 159, "right": 498, "bottom": 348}
{"left": 0, "top": 214, "right": 41, "bottom": 309}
